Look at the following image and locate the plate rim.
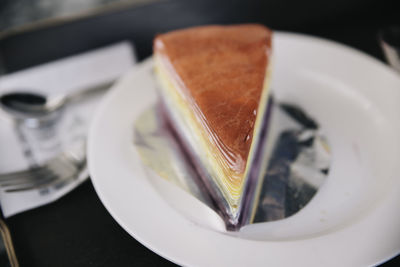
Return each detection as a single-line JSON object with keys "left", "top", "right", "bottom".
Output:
{"left": 88, "top": 31, "right": 400, "bottom": 266}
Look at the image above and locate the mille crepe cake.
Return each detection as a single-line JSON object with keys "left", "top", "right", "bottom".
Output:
{"left": 153, "top": 24, "right": 273, "bottom": 229}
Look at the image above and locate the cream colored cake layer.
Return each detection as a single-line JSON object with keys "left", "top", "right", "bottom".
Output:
{"left": 154, "top": 54, "right": 272, "bottom": 212}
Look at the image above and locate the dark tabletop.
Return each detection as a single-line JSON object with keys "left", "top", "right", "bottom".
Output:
{"left": 1, "top": 0, "right": 399, "bottom": 266}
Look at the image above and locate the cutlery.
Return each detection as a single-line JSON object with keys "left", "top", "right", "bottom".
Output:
{"left": 0, "top": 144, "right": 85, "bottom": 193}
{"left": 0, "top": 212, "right": 19, "bottom": 267}
{"left": 0, "top": 80, "right": 113, "bottom": 123}
{"left": 378, "top": 26, "right": 400, "bottom": 72}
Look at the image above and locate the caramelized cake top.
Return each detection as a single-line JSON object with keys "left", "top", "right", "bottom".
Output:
{"left": 154, "top": 24, "right": 272, "bottom": 175}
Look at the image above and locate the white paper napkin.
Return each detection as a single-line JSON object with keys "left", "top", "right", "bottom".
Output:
{"left": 0, "top": 42, "right": 136, "bottom": 217}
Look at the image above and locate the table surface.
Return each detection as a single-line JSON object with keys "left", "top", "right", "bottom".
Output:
{"left": 1, "top": 0, "right": 399, "bottom": 266}
{"left": 0, "top": 0, "right": 148, "bottom": 32}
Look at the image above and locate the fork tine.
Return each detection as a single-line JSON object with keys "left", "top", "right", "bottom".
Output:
{"left": 0, "top": 144, "right": 86, "bottom": 193}
{"left": 0, "top": 170, "right": 55, "bottom": 187}
{"left": 0, "top": 155, "right": 76, "bottom": 184}
{"left": 5, "top": 172, "right": 77, "bottom": 193}
{"left": 2, "top": 159, "right": 82, "bottom": 191}
{"left": 4, "top": 173, "right": 59, "bottom": 192}
{"left": 0, "top": 167, "right": 51, "bottom": 182}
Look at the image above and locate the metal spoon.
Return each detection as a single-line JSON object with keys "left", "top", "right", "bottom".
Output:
{"left": 0, "top": 80, "right": 114, "bottom": 122}
{"left": 378, "top": 26, "right": 400, "bottom": 73}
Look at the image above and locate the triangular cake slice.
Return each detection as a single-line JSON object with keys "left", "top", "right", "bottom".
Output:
{"left": 153, "top": 24, "right": 273, "bottom": 229}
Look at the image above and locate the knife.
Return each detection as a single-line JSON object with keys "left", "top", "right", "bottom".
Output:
{"left": 0, "top": 217, "right": 19, "bottom": 267}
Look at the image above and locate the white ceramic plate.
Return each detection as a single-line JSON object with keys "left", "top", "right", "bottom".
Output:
{"left": 88, "top": 32, "right": 400, "bottom": 266}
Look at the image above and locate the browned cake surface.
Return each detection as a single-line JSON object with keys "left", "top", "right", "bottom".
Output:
{"left": 154, "top": 24, "right": 272, "bottom": 175}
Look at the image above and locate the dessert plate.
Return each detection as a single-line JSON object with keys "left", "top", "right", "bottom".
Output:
{"left": 88, "top": 32, "right": 400, "bottom": 266}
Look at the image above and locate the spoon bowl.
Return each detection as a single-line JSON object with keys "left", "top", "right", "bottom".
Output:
{"left": 0, "top": 80, "right": 113, "bottom": 127}
{"left": 0, "top": 92, "right": 65, "bottom": 118}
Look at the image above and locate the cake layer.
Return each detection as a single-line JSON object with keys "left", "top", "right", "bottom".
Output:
{"left": 153, "top": 24, "right": 273, "bottom": 223}
{"left": 155, "top": 54, "right": 272, "bottom": 209}
{"left": 154, "top": 25, "right": 272, "bottom": 178}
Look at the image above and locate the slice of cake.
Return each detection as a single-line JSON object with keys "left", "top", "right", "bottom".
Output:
{"left": 153, "top": 24, "right": 273, "bottom": 229}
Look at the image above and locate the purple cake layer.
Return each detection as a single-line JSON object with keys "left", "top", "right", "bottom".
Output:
{"left": 158, "top": 96, "right": 274, "bottom": 230}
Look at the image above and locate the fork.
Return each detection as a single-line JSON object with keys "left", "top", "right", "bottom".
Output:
{"left": 0, "top": 144, "right": 86, "bottom": 193}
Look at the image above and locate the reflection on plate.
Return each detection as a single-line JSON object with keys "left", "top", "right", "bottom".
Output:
{"left": 88, "top": 32, "right": 400, "bottom": 266}
{"left": 132, "top": 102, "right": 332, "bottom": 227}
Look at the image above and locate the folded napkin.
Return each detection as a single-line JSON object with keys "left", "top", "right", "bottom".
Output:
{"left": 0, "top": 42, "right": 136, "bottom": 217}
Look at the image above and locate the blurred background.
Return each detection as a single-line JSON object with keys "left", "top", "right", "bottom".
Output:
{"left": 0, "top": 0, "right": 399, "bottom": 266}
{"left": 0, "top": 0, "right": 398, "bottom": 73}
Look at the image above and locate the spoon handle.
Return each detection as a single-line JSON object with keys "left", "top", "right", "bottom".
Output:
{"left": 66, "top": 80, "right": 115, "bottom": 103}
